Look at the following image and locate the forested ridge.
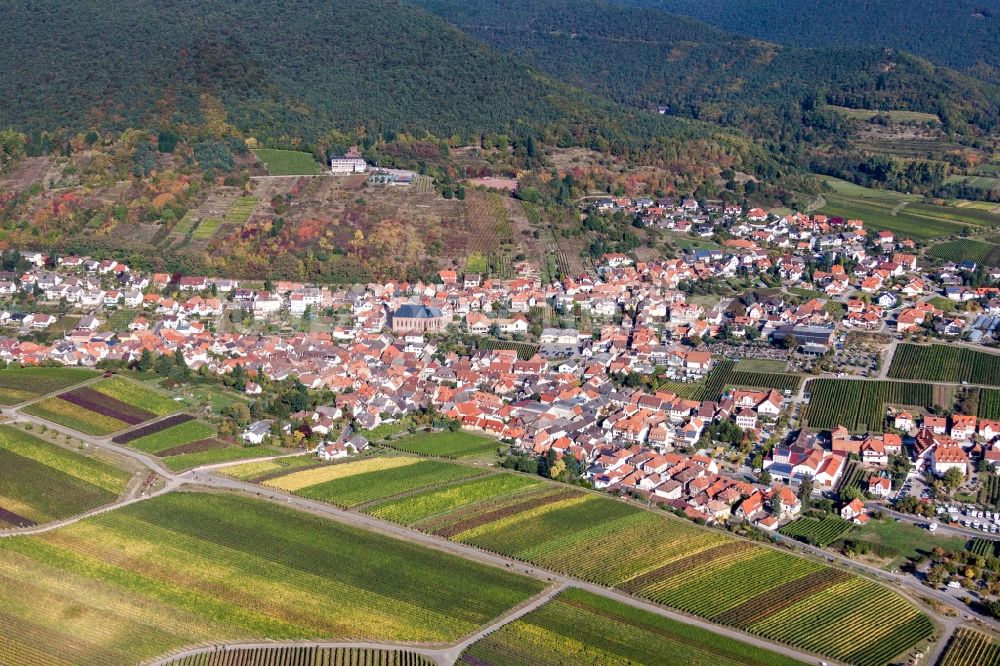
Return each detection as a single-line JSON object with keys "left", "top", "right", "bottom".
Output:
{"left": 413, "top": 0, "right": 1000, "bottom": 136}
{"left": 0, "top": 0, "right": 711, "bottom": 151}
{"left": 620, "top": 0, "right": 1000, "bottom": 85}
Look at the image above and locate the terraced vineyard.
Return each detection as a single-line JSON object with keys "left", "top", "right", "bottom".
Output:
{"left": 165, "top": 647, "right": 435, "bottom": 666}
{"left": 225, "top": 196, "right": 259, "bottom": 224}
{"left": 460, "top": 587, "right": 806, "bottom": 666}
{"left": 291, "top": 464, "right": 937, "bottom": 665}
{"left": 0, "top": 366, "right": 97, "bottom": 405}
{"left": 0, "top": 425, "right": 130, "bottom": 527}
{"left": 938, "top": 628, "right": 1000, "bottom": 666}
{"left": 779, "top": 516, "right": 854, "bottom": 547}
{"left": 888, "top": 344, "right": 1000, "bottom": 386}
{"left": 805, "top": 379, "right": 933, "bottom": 431}
{"left": 0, "top": 492, "right": 543, "bottom": 666}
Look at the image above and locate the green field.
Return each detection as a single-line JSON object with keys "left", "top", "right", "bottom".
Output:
{"left": 888, "top": 344, "right": 1000, "bottom": 386}
{"left": 0, "top": 492, "right": 543, "bottom": 666}
{"left": 173, "top": 210, "right": 199, "bottom": 235}
{"left": 384, "top": 431, "right": 500, "bottom": 458}
{"left": 476, "top": 338, "right": 539, "bottom": 360}
{"left": 253, "top": 149, "right": 324, "bottom": 176}
{"left": 0, "top": 426, "right": 130, "bottom": 527}
{"left": 165, "top": 647, "right": 435, "bottom": 666}
{"left": 805, "top": 379, "right": 935, "bottom": 432}
{"left": 826, "top": 106, "right": 939, "bottom": 124}
{"left": 105, "top": 309, "right": 136, "bottom": 332}
{"left": 848, "top": 519, "right": 965, "bottom": 567}
{"left": 945, "top": 174, "right": 1000, "bottom": 192}
{"left": 0, "top": 366, "right": 97, "bottom": 405}
{"left": 218, "top": 455, "right": 320, "bottom": 482}
{"left": 159, "top": 445, "right": 288, "bottom": 472}
{"left": 660, "top": 359, "right": 799, "bottom": 402}
{"left": 735, "top": 358, "right": 788, "bottom": 373}
{"left": 461, "top": 587, "right": 806, "bottom": 666}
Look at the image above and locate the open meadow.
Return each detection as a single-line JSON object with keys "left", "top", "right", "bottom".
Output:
{"left": 252, "top": 149, "right": 324, "bottom": 176}
{"left": 0, "top": 491, "right": 543, "bottom": 666}
{"left": 0, "top": 425, "right": 131, "bottom": 527}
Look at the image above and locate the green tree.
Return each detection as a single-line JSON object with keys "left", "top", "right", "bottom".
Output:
{"left": 797, "top": 475, "right": 814, "bottom": 509}
{"left": 136, "top": 348, "right": 153, "bottom": 372}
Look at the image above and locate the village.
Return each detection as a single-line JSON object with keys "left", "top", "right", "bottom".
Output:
{"left": 1, "top": 197, "right": 1000, "bottom": 547}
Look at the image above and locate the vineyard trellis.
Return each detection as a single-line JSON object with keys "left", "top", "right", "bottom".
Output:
{"left": 805, "top": 379, "right": 933, "bottom": 432}
{"left": 888, "top": 344, "right": 1000, "bottom": 386}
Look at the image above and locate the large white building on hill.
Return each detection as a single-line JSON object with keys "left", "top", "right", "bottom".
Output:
{"left": 330, "top": 146, "right": 367, "bottom": 174}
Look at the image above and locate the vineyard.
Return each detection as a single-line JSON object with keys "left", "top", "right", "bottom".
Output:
{"left": 981, "top": 389, "right": 1000, "bottom": 420}
{"left": 674, "top": 360, "right": 801, "bottom": 402}
{"left": 383, "top": 431, "right": 500, "bottom": 459}
{"left": 476, "top": 338, "right": 538, "bottom": 360}
{"left": 225, "top": 196, "right": 260, "bottom": 224}
{"left": 805, "top": 379, "right": 933, "bottom": 432}
{"left": 165, "top": 647, "right": 435, "bottom": 666}
{"left": 261, "top": 456, "right": 485, "bottom": 508}
{"left": 967, "top": 538, "right": 1000, "bottom": 558}
{"left": 0, "top": 366, "right": 96, "bottom": 406}
{"left": 836, "top": 460, "right": 868, "bottom": 496}
{"left": 0, "top": 425, "right": 130, "bottom": 527}
{"left": 341, "top": 465, "right": 933, "bottom": 664}
{"left": 928, "top": 239, "right": 1000, "bottom": 266}
{"left": 938, "top": 628, "right": 1000, "bottom": 666}
{"left": 0, "top": 492, "right": 543, "bottom": 666}
{"left": 24, "top": 376, "right": 178, "bottom": 436}
{"left": 779, "top": 516, "right": 854, "bottom": 547}
{"left": 219, "top": 455, "right": 320, "bottom": 482}
{"left": 888, "top": 344, "right": 1000, "bottom": 386}
{"left": 978, "top": 475, "right": 1000, "bottom": 509}
{"left": 465, "top": 191, "right": 513, "bottom": 279}
{"left": 459, "top": 587, "right": 805, "bottom": 666}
